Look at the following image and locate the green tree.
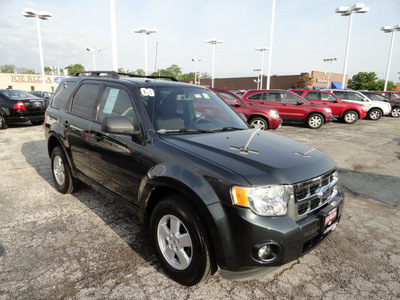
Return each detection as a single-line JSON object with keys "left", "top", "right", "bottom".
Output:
{"left": 179, "top": 72, "right": 195, "bottom": 81}
{"left": 375, "top": 79, "right": 397, "bottom": 91}
{"left": 65, "top": 64, "right": 85, "bottom": 75}
{"left": 15, "top": 67, "right": 36, "bottom": 74}
{"left": 292, "top": 74, "right": 313, "bottom": 89}
{"left": 0, "top": 64, "right": 16, "bottom": 73}
{"left": 348, "top": 72, "right": 378, "bottom": 90}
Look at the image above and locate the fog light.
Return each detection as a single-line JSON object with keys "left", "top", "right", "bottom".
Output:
{"left": 252, "top": 241, "right": 282, "bottom": 263}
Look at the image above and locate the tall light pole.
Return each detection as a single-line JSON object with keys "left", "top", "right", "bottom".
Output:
{"left": 253, "top": 68, "right": 262, "bottom": 89}
{"left": 323, "top": 58, "right": 337, "bottom": 88}
{"left": 205, "top": 39, "right": 223, "bottom": 88}
{"left": 381, "top": 25, "right": 400, "bottom": 91}
{"left": 86, "top": 47, "right": 101, "bottom": 70}
{"left": 336, "top": 3, "right": 369, "bottom": 89}
{"left": 110, "top": 0, "right": 118, "bottom": 71}
{"left": 134, "top": 27, "right": 157, "bottom": 76}
{"left": 255, "top": 47, "right": 269, "bottom": 89}
{"left": 22, "top": 8, "right": 52, "bottom": 91}
{"left": 191, "top": 58, "right": 201, "bottom": 85}
{"left": 266, "top": 0, "right": 276, "bottom": 90}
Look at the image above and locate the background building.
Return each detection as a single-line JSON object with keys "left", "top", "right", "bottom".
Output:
{"left": 0, "top": 73, "right": 65, "bottom": 92}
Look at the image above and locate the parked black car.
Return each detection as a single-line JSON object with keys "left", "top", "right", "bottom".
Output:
{"left": 28, "top": 90, "right": 53, "bottom": 106}
{"left": 45, "top": 71, "right": 344, "bottom": 286}
{"left": 0, "top": 89, "right": 47, "bottom": 129}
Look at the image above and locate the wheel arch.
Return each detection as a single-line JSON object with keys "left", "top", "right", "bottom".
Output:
{"left": 306, "top": 111, "right": 326, "bottom": 123}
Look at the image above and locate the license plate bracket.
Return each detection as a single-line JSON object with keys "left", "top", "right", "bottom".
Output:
{"left": 319, "top": 204, "right": 338, "bottom": 234}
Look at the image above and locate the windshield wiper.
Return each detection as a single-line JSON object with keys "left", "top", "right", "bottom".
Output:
{"left": 157, "top": 128, "right": 215, "bottom": 134}
{"left": 210, "top": 127, "right": 246, "bottom": 132}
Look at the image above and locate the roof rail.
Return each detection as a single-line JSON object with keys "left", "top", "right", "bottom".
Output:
{"left": 72, "top": 71, "right": 178, "bottom": 82}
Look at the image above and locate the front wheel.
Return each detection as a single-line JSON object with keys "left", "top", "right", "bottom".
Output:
{"left": 51, "top": 146, "right": 80, "bottom": 194}
{"left": 307, "top": 113, "right": 324, "bottom": 129}
{"left": 368, "top": 108, "right": 382, "bottom": 120}
{"left": 391, "top": 107, "right": 400, "bottom": 118}
{"left": 150, "top": 195, "right": 212, "bottom": 286}
{"left": 249, "top": 117, "right": 268, "bottom": 130}
{"left": 342, "top": 110, "right": 358, "bottom": 124}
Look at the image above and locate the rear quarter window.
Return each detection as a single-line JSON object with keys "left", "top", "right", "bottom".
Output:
{"left": 70, "top": 83, "right": 102, "bottom": 120}
{"left": 51, "top": 81, "right": 77, "bottom": 109}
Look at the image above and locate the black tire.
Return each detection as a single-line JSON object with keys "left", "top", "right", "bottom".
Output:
{"left": 307, "top": 113, "right": 324, "bottom": 129}
{"left": 150, "top": 195, "right": 212, "bottom": 286}
{"left": 31, "top": 120, "right": 44, "bottom": 125}
{"left": 249, "top": 117, "right": 268, "bottom": 130}
{"left": 342, "top": 110, "right": 358, "bottom": 124}
{"left": 50, "top": 146, "right": 80, "bottom": 194}
{"left": 368, "top": 108, "right": 382, "bottom": 120}
{"left": 391, "top": 107, "right": 400, "bottom": 118}
{"left": 0, "top": 114, "right": 7, "bottom": 129}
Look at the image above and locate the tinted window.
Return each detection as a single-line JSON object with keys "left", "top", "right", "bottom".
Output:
{"left": 332, "top": 91, "right": 345, "bottom": 99}
{"left": 291, "top": 91, "right": 302, "bottom": 96}
{"left": 70, "top": 83, "right": 101, "bottom": 119}
{"left": 304, "top": 92, "right": 319, "bottom": 100}
{"left": 321, "top": 93, "right": 337, "bottom": 101}
{"left": 264, "top": 93, "right": 281, "bottom": 102}
{"left": 98, "top": 87, "right": 135, "bottom": 124}
{"left": 51, "top": 81, "right": 78, "bottom": 109}
{"left": 247, "top": 93, "right": 263, "bottom": 100}
{"left": 347, "top": 92, "right": 364, "bottom": 101}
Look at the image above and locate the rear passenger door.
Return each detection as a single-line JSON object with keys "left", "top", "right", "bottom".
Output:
{"left": 89, "top": 84, "right": 144, "bottom": 203}
{"left": 67, "top": 82, "right": 102, "bottom": 178}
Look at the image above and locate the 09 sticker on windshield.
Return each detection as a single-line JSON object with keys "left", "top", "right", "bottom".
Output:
{"left": 141, "top": 88, "right": 155, "bottom": 97}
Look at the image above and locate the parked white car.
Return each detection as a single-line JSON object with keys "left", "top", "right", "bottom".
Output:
{"left": 322, "top": 89, "right": 391, "bottom": 120}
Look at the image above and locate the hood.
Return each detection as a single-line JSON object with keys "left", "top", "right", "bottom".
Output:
{"left": 160, "top": 129, "right": 336, "bottom": 186}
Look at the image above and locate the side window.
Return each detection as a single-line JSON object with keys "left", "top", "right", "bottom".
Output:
{"left": 70, "top": 83, "right": 101, "bottom": 119}
{"left": 347, "top": 92, "right": 364, "bottom": 101}
{"left": 265, "top": 93, "right": 280, "bottom": 102}
{"left": 304, "top": 92, "right": 319, "bottom": 100}
{"left": 321, "top": 93, "right": 337, "bottom": 101}
{"left": 281, "top": 93, "right": 298, "bottom": 103}
{"left": 332, "top": 91, "right": 345, "bottom": 99}
{"left": 51, "top": 80, "right": 77, "bottom": 109}
{"left": 98, "top": 87, "right": 135, "bottom": 124}
{"left": 247, "top": 93, "right": 262, "bottom": 100}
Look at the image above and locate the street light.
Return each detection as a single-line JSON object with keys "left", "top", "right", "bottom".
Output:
{"left": 205, "top": 39, "right": 223, "bottom": 88}
{"left": 255, "top": 47, "right": 269, "bottom": 89}
{"left": 134, "top": 27, "right": 157, "bottom": 76}
{"left": 336, "top": 3, "right": 369, "bottom": 89}
{"left": 22, "top": 8, "right": 52, "bottom": 91}
{"left": 109, "top": 0, "right": 118, "bottom": 71}
{"left": 266, "top": 0, "right": 276, "bottom": 90}
{"left": 253, "top": 68, "right": 262, "bottom": 89}
{"left": 86, "top": 47, "right": 101, "bottom": 70}
{"left": 381, "top": 25, "right": 400, "bottom": 91}
{"left": 323, "top": 58, "right": 337, "bottom": 88}
{"left": 191, "top": 58, "right": 202, "bottom": 85}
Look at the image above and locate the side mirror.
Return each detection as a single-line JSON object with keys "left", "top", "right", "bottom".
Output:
{"left": 101, "top": 116, "right": 141, "bottom": 136}
{"left": 233, "top": 100, "right": 241, "bottom": 107}
{"left": 297, "top": 101, "right": 303, "bottom": 105}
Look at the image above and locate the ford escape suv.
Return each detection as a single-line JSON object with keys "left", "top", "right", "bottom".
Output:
{"left": 45, "top": 71, "right": 344, "bottom": 286}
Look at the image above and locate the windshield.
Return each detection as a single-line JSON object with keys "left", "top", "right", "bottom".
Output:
{"left": 138, "top": 85, "right": 248, "bottom": 133}
{"left": 0, "top": 90, "right": 37, "bottom": 100}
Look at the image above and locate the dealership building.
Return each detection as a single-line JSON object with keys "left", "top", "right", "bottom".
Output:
{"left": 0, "top": 70, "right": 346, "bottom": 93}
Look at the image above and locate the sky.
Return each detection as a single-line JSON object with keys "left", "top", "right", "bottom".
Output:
{"left": 1, "top": 0, "right": 400, "bottom": 83}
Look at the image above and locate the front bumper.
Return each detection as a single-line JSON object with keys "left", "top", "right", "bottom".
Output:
{"left": 209, "top": 191, "right": 344, "bottom": 280}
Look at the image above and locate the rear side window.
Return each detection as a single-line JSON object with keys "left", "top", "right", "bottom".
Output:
{"left": 70, "top": 83, "right": 101, "bottom": 120}
{"left": 304, "top": 92, "right": 319, "bottom": 100}
{"left": 321, "top": 93, "right": 337, "bottom": 102}
{"left": 51, "top": 81, "right": 77, "bottom": 109}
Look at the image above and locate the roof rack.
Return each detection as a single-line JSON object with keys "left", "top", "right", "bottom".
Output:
{"left": 72, "top": 71, "right": 177, "bottom": 82}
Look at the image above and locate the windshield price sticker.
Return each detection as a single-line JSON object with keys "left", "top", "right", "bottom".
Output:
{"left": 140, "top": 88, "right": 155, "bottom": 97}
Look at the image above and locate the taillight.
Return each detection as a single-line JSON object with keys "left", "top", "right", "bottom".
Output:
{"left": 13, "top": 101, "right": 26, "bottom": 110}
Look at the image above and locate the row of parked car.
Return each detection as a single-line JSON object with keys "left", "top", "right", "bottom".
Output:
{"left": 213, "top": 88, "right": 400, "bottom": 130}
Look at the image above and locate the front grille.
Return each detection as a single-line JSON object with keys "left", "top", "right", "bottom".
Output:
{"left": 293, "top": 170, "right": 338, "bottom": 218}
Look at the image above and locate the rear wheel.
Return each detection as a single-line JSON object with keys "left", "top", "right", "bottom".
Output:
{"left": 342, "top": 110, "right": 358, "bottom": 124}
{"left": 368, "top": 108, "right": 382, "bottom": 120}
{"left": 249, "top": 117, "right": 268, "bottom": 130}
{"left": 51, "top": 146, "right": 80, "bottom": 194}
{"left": 0, "top": 114, "right": 7, "bottom": 129}
{"left": 307, "top": 113, "right": 324, "bottom": 129}
{"left": 391, "top": 107, "right": 400, "bottom": 118}
{"left": 150, "top": 195, "right": 212, "bottom": 286}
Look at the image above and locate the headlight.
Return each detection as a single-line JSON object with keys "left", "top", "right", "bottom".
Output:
{"left": 270, "top": 110, "right": 280, "bottom": 119}
{"left": 361, "top": 106, "right": 367, "bottom": 111}
{"left": 231, "top": 185, "right": 293, "bottom": 216}
{"left": 324, "top": 107, "right": 332, "bottom": 113}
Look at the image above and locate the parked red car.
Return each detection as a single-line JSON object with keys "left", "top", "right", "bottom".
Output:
{"left": 241, "top": 89, "right": 333, "bottom": 129}
{"left": 374, "top": 91, "right": 400, "bottom": 102}
{"left": 211, "top": 88, "right": 282, "bottom": 130}
{"left": 291, "top": 89, "right": 367, "bottom": 124}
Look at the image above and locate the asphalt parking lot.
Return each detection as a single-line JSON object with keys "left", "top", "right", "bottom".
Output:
{"left": 0, "top": 118, "right": 399, "bottom": 299}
